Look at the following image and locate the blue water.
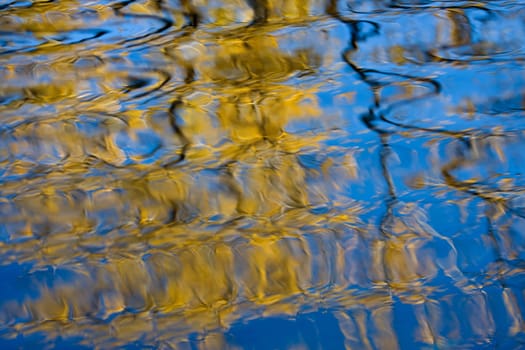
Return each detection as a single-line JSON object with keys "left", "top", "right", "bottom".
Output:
{"left": 1, "top": 0, "right": 525, "bottom": 349}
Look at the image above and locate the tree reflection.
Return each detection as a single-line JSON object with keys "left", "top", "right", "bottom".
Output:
{"left": 0, "top": 0, "right": 525, "bottom": 349}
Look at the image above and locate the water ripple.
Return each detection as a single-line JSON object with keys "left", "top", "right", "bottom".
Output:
{"left": 1, "top": 0, "right": 525, "bottom": 349}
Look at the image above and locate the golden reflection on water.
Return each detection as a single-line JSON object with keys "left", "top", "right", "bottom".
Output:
{"left": 1, "top": 0, "right": 525, "bottom": 348}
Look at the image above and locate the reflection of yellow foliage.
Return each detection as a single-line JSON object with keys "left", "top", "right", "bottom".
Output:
{"left": 384, "top": 236, "right": 423, "bottom": 286}
{"left": 215, "top": 86, "right": 321, "bottom": 143}
{"left": 23, "top": 83, "right": 75, "bottom": 103}
{"left": 199, "top": 29, "right": 320, "bottom": 84}
{"left": 2, "top": 1, "right": 517, "bottom": 349}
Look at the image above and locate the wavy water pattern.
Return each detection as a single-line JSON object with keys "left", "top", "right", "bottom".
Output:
{"left": 1, "top": 0, "right": 525, "bottom": 349}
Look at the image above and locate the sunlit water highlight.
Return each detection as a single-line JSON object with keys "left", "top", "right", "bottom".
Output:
{"left": 1, "top": 0, "right": 525, "bottom": 349}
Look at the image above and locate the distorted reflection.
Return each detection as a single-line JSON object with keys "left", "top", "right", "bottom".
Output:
{"left": 1, "top": 0, "right": 525, "bottom": 349}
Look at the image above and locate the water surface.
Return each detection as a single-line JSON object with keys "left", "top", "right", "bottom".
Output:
{"left": 1, "top": 0, "right": 525, "bottom": 349}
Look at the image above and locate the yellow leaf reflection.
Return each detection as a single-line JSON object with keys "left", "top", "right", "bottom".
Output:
{"left": 1, "top": 1, "right": 524, "bottom": 349}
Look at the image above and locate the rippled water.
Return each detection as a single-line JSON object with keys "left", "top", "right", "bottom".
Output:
{"left": 1, "top": 0, "right": 525, "bottom": 349}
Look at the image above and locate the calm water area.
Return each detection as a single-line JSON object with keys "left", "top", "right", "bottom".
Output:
{"left": 1, "top": 0, "right": 525, "bottom": 349}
